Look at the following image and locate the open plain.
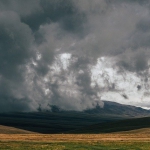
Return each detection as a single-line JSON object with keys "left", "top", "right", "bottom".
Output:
{"left": 0, "top": 127, "right": 150, "bottom": 149}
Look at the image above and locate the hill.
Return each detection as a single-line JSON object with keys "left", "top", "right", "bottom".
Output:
{"left": 0, "top": 111, "right": 121, "bottom": 134}
{"left": 69, "top": 116, "right": 150, "bottom": 133}
{"left": 85, "top": 100, "right": 150, "bottom": 117}
{"left": 0, "top": 125, "right": 35, "bottom": 134}
{"left": 0, "top": 101, "right": 149, "bottom": 133}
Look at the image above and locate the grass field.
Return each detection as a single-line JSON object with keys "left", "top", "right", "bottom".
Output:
{"left": 0, "top": 131, "right": 150, "bottom": 150}
{"left": 0, "top": 141, "right": 150, "bottom": 150}
{"left": 0, "top": 124, "right": 150, "bottom": 149}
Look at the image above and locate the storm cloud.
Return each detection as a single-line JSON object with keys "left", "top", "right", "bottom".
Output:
{"left": 1, "top": 0, "right": 150, "bottom": 112}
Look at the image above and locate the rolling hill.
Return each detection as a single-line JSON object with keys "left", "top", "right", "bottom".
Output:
{"left": 0, "top": 101, "right": 149, "bottom": 134}
{"left": 0, "top": 125, "right": 35, "bottom": 134}
{"left": 69, "top": 116, "right": 150, "bottom": 134}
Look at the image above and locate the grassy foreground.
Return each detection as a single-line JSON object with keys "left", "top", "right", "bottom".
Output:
{"left": 0, "top": 141, "right": 150, "bottom": 150}
{"left": 0, "top": 132, "right": 150, "bottom": 150}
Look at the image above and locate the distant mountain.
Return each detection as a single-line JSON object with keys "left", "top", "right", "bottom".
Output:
{"left": 0, "top": 101, "right": 149, "bottom": 134}
{"left": 85, "top": 100, "right": 150, "bottom": 117}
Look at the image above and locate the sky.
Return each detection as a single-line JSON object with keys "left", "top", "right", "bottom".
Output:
{"left": 1, "top": 0, "right": 150, "bottom": 112}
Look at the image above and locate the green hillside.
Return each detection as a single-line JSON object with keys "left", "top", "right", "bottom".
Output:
{"left": 0, "top": 111, "right": 122, "bottom": 133}
{"left": 69, "top": 116, "right": 150, "bottom": 133}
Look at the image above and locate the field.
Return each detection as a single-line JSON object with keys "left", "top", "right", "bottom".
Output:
{"left": 0, "top": 141, "right": 150, "bottom": 150}
{"left": 0, "top": 129, "right": 150, "bottom": 150}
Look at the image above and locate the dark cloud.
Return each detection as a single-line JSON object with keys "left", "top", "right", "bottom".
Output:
{"left": 0, "top": 11, "right": 34, "bottom": 112}
{"left": 0, "top": 11, "right": 33, "bottom": 80}
{"left": 21, "top": 0, "right": 87, "bottom": 34}
{"left": 121, "top": 93, "right": 128, "bottom": 99}
{"left": 117, "top": 49, "right": 149, "bottom": 72}
{"left": 137, "top": 85, "right": 142, "bottom": 91}
{"left": 1, "top": 0, "right": 150, "bottom": 111}
{"left": 0, "top": 0, "right": 41, "bottom": 17}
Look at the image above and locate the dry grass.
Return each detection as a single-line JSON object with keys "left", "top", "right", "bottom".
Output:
{"left": 0, "top": 125, "right": 150, "bottom": 143}
{"left": 0, "top": 132, "right": 150, "bottom": 142}
{"left": 0, "top": 128, "right": 150, "bottom": 149}
{"left": 0, "top": 125, "right": 35, "bottom": 134}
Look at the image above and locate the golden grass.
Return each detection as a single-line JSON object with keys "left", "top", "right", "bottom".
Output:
{"left": 0, "top": 129, "right": 150, "bottom": 150}
{"left": 0, "top": 132, "right": 150, "bottom": 143}
{"left": 0, "top": 126, "right": 150, "bottom": 143}
{"left": 0, "top": 125, "right": 35, "bottom": 134}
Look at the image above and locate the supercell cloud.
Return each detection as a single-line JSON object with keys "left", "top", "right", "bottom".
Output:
{"left": 0, "top": 0, "right": 150, "bottom": 112}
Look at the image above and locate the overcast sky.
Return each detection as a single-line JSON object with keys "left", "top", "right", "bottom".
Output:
{"left": 1, "top": 0, "right": 150, "bottom": 112}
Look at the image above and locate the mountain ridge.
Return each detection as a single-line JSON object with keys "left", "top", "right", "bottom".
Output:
{"left": 84, "top": 100, "right": 150, "bottom": 117}
{"left": 0, "top": 100, "right": 149, "bottom": 134}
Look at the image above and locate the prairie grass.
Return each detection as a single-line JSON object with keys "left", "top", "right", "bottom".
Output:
{"left": 0, "top": 141, "right": 150, "bottom": 150}
{"left": 0, "top": 132, "right": 150, "bottom": 150}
